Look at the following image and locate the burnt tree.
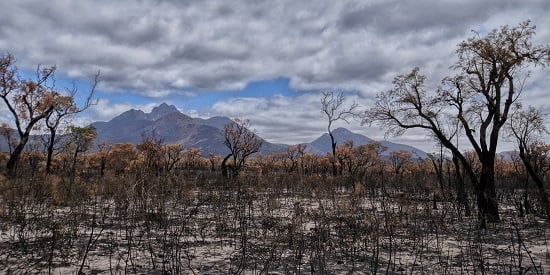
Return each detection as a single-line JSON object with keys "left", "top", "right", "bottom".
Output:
{"left": 365, "top": 21, "right": 550, "bottom": 223}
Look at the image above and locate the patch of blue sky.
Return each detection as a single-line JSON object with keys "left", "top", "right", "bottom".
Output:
{"left": 17, "top": 68, "right": 99, "bottom": 107}
{"left": 239, "top": 77, "right": 298, "bottom": 98}
{"left": 16, "top": 68, "right": 308, "bottom": 111}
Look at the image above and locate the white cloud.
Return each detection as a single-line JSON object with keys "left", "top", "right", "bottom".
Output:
{"left": 210, "top": 92, "right": 369, "bottom": 144}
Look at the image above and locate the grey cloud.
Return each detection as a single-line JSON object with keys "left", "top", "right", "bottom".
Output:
{"left": 332, "top": 53, "right": 390, "bottom": 82}
{"left": 188, "top": 65, "right": 249, "bottom": 90}
{"left": 171, "top": 43, "right": 250, "bottom": 62}
{"left": 215, "top": 4, "right": 235, "bottom": 17}
{"left": 338, "top": 0, "right": 500, "bottom": 35}
{"left": 89, "top": 17, "right": 165, "bottom": 47}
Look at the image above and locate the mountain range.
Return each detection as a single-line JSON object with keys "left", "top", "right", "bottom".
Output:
{"left": 0, "top": 103, "right": 427, "bottom": 158}
{"left": 91, "top": 103, "right": 286, "bottom": 156}
{"left": 90, "top": 103, "right": 427, "bottom": 158}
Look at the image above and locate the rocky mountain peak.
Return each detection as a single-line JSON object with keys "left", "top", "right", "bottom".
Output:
{"left": 148, "top": 103, "right": 179, "bottom": 120}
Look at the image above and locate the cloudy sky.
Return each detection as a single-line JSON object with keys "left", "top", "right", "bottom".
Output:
{"left": 1, "top": 0, "right": 549, "bottom": 152}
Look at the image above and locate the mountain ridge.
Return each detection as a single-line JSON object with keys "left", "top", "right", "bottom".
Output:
{"left": 91, "top": 103, "right": 287, "bottom": 156}
{"left": 89, "top": 103, "right": 427, "bottom": 158}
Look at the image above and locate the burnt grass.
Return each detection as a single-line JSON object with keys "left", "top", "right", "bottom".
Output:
{"left": 1, "top": 172, "right": 549, "bottom": 274}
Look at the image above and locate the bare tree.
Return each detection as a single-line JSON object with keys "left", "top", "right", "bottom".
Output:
{"left": 0, "top": 53, "right": 59, "bottom": 175}
{"left": 162, "top": 143, "right": 185, "bottom": 173}
{"left": 509, "top": 105, "right": 550, "bottom": 219}
{"left": 64, "top": 125, "right": 97, "bottom": 176}
{"left": 389, "top": 150, "right": 413, "bottom": 176}
{"left": 221, "top": 118, "right": 263, "bottom": 177}
{"left": 136, "top": 136, "right": 164, "bottom": 174}
{"left": 339, "top": 141, "right": 386, "bottom": 176}
{"left": 95, "top": 141, "right": 110, "bottom": 177}
{"left": 44, "top": 75, "right": 98, "bottom": 173}
{"left": 321, "top": 91, "right": 359, "bottom": 176}
{"left": 183, "top": 147, "right": 202, "bottom": 171}
{"left": 209, "top": 153, "right": 220, "bottom": 172}
{"left": 365, "top": 21, "right": 550, "bottom": 223}
{"left": 108, "top": 143, "right": 137, "bottom": 175}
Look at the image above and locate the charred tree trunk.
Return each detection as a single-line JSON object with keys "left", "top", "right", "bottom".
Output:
{"left": 221, "top": 153, "right": 231, "bottom": 178}
{"left": 452, "top": 154, "right": 471, "bottom": 217}
{"left": 100, "top": 156, "right": 106, "bottom": 177}
{"left": 5, "top": 105, "right": 54, "bottom": 176}
{"left": 71, "top": 146, "right": 80, "bottom": 178}
{"left": 519, "top": 147, "right": 550, "bottom": 220}
{"left": 6, "top": 135, "right": 29, "bottom": 175}
{"left": 478, "top": 154, "right": 500, "bottom": 223}
{"left": 329, "top": 131, "right": 337, "bottom": 176}
{"left": 45, "top": 128, "right": 56, "bottom": 174}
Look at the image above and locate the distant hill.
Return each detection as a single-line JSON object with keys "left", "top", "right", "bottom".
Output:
{"left": 91, "top": 103, "right": 287, "bottom": 156}
{"left": 305, "top": 127, "right": 427, "bottom": 159}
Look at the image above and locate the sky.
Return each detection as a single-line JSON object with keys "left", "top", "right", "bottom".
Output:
{"left": 1, "top": 0, "right": 549, "bottom": 153}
